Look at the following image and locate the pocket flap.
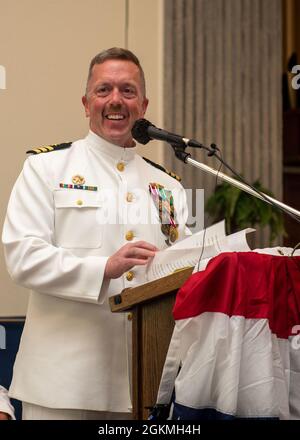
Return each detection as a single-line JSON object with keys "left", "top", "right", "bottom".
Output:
{"left": 54, "top": 189, "right": 102, "bottom": 208}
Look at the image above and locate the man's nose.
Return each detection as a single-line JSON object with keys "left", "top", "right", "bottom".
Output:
{"left": 109, "top": 88, "right": 122, "bottom": 106}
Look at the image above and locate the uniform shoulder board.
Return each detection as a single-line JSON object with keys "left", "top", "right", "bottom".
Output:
{"left": 26, "top": 142, "right": 73, "bottom": 155}
{"left": 143, "top": 157, "right": 181, "bottom": 182}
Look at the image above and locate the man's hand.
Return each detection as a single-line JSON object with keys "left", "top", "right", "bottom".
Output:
{"left": 0, "top": 411, "right": 10, "bottom": 420}
{"left": 104, "top": 241, "right": 158, "bottom": 279}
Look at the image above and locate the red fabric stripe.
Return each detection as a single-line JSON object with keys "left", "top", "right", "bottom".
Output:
{"left": 173, "top": 252, "right": 300, "bottom": 339}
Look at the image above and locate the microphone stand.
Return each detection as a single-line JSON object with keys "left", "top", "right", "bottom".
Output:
{"left": 170, "top": 142, "right": 300, "bottom": 221}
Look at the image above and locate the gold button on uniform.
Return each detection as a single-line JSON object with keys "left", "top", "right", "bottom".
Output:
{"left": 127, "top": 312, "right": 133, "bottom": 321}
{"left": 126, "top": 192, "right": 134, "bottom": 202}
{"left": 76, "top": 199, "right": 83, "bottom": 206}
{"left": 126, "top": 271, "right": 134, "bottom": 281}
{"left": 125, "top": 231, "right": 134, "bottom": 241}
{"left": 116, "top": 162, "right": 125, "bottom": 172}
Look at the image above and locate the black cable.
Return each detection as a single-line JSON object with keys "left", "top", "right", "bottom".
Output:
{"left": 291, "top": 242, "right": 300, "bottom": 256}
{"left": 196, "top": 148, "right": 223, "bottom": 272}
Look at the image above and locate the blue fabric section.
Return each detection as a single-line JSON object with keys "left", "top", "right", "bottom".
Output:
{"left": 0, "top": 318, "right": 25, "bottom": 420}
{"left": 172, "top": 403, "right": 235, "bottom": 420}
{"left": 172, "top": 402, "right": 279, "bottom": 420}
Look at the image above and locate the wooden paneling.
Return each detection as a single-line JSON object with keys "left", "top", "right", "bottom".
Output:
{"left": 110, "top": 267, "right": 194, "bottom": 419}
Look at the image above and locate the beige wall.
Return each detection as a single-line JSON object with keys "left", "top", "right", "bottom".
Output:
{"left": 128, "top": 0, "right": 164, "bottom": 161}
{"left": 0, "top": 0, "right": 164, "bottom": 316}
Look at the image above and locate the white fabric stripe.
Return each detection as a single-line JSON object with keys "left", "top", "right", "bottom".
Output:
{"left": 288, "top": 334, "right": 300, "bottom": 419}
{"left": 156, "top": 326, "right": 182, "bottom": 405}
{"left": 22, "top": 402, "right": 132, "bottom": 420}
{"left": 159, "top": 313, "right": 296, "bottom": 418}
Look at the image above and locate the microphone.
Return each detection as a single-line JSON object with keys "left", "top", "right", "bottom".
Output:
{"left": 131, "top": 118, "right": 201, "bottom": 148}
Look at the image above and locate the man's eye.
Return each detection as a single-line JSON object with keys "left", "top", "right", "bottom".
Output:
{"left": 123, "top": 87, "right": 136, "bottom": 97}
{"left": 96, "top": 86, "right": 109, "bottom": 96}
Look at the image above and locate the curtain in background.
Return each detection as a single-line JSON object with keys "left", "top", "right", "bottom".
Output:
{"left": 163, "top": 0, "right": 282, "bottom": 246}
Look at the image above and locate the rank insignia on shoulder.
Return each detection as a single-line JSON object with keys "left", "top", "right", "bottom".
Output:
{"left": 143, "top": 157, "right": 181, "bottom": 181}
{"left": 26, "top": 142, "right": 72, "bottom": 155}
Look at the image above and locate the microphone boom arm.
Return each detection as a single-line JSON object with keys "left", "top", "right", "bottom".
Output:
{"left": 130, "top": 118, "right": 300, "bottom": 220}
{"left": 186, "top": 157, "right": 300, "bottom": 218}
{"left": 169, "top": 143, "right": 300, "bottom": 220}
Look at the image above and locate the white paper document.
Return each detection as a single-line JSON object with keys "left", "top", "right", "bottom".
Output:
{"left": 167, "top": 220, "right": 228, "bottom": 252}
{"left": 146, "top": 243, "right": 220, "bottom": 282}
{"left": 226, "top": 228, "right": 255, "bottom": 251}
{"left": 144, "top": 221, "right": 254, "bottom": 283}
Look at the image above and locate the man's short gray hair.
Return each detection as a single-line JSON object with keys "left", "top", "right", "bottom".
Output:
{"left": 85, "top": 47, "right": 146, "bottom": 97}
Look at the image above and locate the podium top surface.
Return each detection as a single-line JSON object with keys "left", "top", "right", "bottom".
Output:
{"left": 109, "top": 267, "right": 194, "bottom": 312}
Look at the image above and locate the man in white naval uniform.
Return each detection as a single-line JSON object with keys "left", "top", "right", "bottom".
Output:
{"left": 2, "top": 48, "right": 189, "bottom": 419}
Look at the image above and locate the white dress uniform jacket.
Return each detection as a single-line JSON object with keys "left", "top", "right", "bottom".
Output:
{"left": 2, "top": 131, "right": 189, "bottom": 412}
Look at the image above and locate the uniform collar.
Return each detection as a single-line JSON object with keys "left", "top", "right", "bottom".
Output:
{"left": 85, "top": 130, "right": 137, "bottom": 162}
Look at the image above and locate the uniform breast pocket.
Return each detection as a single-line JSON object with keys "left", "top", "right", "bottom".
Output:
{"left": 54, "top": 190, "right": 103, "bottom": 249}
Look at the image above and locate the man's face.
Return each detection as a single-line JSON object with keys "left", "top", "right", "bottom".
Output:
{"left": 82, "top": 59, "right": 148, "bottom": 148}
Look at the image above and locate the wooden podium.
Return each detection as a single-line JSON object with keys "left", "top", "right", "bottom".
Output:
{"left": 109, "top": 267, "right": 193, "bottom": 420}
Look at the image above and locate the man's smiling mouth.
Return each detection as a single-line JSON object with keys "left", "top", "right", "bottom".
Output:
{"left": 105, "top": 114, "right": 126, "bottom": 120}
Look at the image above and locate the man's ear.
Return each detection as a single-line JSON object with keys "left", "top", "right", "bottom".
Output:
{"left": 82, "top": 95, "right": 90, "bottom": 117}
{"left": 142, "top": 97, "right": 149, "bottom": 117}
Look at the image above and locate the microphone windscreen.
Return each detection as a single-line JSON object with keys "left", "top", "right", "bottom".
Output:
{"left": 131, "top": 118, "right": 153, "bottom": 144}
